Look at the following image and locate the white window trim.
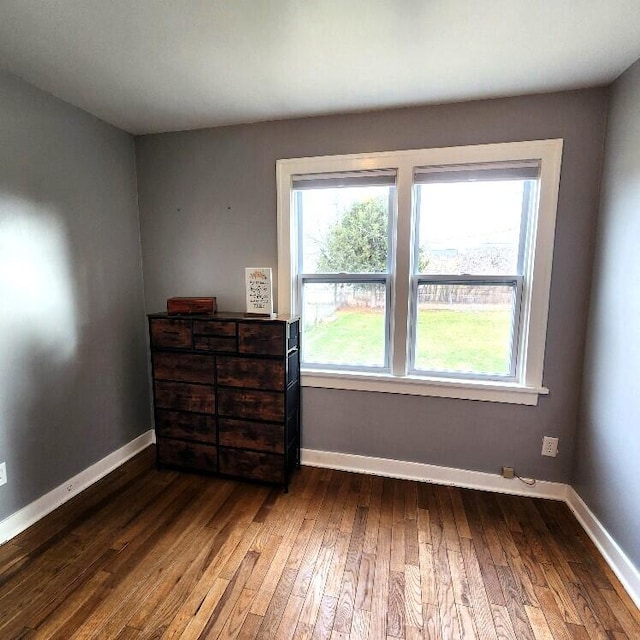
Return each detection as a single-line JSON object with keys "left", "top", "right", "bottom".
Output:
{"left": 276, "top": 140, "right": 563, "bottom": 406}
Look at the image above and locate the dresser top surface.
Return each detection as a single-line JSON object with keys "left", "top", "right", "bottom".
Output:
{"left": 148, "top": 311, "right": 299, "bottom": 323}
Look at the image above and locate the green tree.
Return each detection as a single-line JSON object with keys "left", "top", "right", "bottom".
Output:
{"left": 317, "top": 197, "right": 428, "bottom": 272}
{"left": 317, "top": 197, "right": 388, "bottom": 272}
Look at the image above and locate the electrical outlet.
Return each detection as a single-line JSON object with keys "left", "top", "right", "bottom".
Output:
{"left": 542, "top": 436, "right": 559, "bottom": 457}
{"left": 0, "top": 462, "right": 7, "bottom": 486}
{"left": 501, "top": 466, "right": 515, "bottom": 479}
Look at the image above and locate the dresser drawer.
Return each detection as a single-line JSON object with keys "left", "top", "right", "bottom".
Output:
{"left": 217, "top": 388, "right": 284, "bottom": 422}
{"left": 193, "top": 320, "right": 237, "bottom": 337}
{"left": 218, "top": 418, "right": 284, "bottom": 453}
{"left": 217, "top": 357, "right": 284, "bottom": 391}
{"left": 218, "top": 448, "right": 283, "bottom": 483}
{"left": 238, "top": 323, "right": 284, "bottom": 356}
{"left": 193, "top": 335, "right": 237, "bottom": 353}
{"left": 155, "top": 409, "right": 216, "bottom": 444}
{"left": 157, "top": 438, "right": 217, "bottom": 472}
{"left": 154, "top": 380, "right": 215, "bottom": 414}
{"left": 153, "top": 352, "right": 215, "bottom": 384}
{"left": 150, "top": 319, "right": 192, "bottom": 349}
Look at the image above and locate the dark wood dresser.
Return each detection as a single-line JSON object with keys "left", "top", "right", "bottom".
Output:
{"left": 148, "top": 312, "right": 300, "bottom": 490}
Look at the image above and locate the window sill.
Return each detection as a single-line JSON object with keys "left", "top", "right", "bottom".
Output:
{"left": 301, "top": 370, "right": 548, "bottom": 405}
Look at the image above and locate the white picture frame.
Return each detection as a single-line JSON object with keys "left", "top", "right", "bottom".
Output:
{"left": 245, "top": 267, "right": 273, "bottom": 315}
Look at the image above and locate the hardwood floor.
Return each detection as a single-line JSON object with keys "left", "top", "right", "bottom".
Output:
{"left": 0, "top": 447, "right": 638, "bottom": 639}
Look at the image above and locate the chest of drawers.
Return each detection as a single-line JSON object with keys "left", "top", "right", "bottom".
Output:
{"left": 148, "top": 312, "right": 300, "bottom": 490}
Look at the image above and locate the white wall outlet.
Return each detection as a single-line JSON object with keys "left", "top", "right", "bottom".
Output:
{"left": 0, "top": 462, "right": 7, "bottom": 486}
{"left": 542, "top": 436, "right": 559, "bottom": 457}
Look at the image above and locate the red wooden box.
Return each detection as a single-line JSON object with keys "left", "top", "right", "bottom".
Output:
{"left": 167, "top": 297, "right": 217, "bottom": 315}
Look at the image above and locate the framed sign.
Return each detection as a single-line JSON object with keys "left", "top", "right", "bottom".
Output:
{"left": 245, "top": 267, "right": 273, "bottom": 315}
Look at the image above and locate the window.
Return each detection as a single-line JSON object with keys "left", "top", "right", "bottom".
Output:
{"left": 277, "top": 140, "right": 563, "bottom": 405}
{"left": 295, "top": 172, "right": 395, "bottom": 370}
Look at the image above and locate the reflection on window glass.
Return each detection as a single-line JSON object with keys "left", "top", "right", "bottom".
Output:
{"left": 302, "top": 282, "right": 386, "bottom": 368}
{"left": 414, "top": 283, "right": 517, "bottom": 376}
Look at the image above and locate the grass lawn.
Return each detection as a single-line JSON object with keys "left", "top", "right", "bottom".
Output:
{"left": 304, "top": 308, "right": 512, "bottom": 374}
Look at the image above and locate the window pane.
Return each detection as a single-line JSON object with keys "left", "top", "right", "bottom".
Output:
{"left": 413, "top": 283, "right": 517, "bottom": 376}
{"left": 302, "top": 281, "right": 386, "bottom": 368}
{"left": 416, "top": 179, "right": 535, "bottom": 275}
{"left": 296, "top": 186, "right": 393, "bottom": 274}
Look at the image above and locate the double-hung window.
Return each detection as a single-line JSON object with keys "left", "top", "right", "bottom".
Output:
{"left": 294, "top": 170, "right": 396, "bottom": 370}
{"left": 277, "top": 140, "right": 563, "bottom": 405}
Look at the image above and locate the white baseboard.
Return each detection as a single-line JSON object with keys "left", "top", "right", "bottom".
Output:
{"left": 0, "top": 429, "right": 154, "bottom": 545}
{"left": 302, "top": 448, "right": 640, "bottom": 609}
{"left": 301, "top": 448, "right": 568, "bottom": 500}
{"left": 566, "top": 487, "right": 640, "bottom": 610}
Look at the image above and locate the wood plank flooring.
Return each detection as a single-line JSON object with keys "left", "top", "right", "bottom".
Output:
{"left": 0, "top": 446, "right": 638, "bottom": 639}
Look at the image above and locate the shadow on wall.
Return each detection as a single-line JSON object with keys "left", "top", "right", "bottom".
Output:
{"left": 0, "top": 196, "right": 78, "bottom": 515}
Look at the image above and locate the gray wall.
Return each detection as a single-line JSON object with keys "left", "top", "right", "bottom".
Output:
{"left": 573, "top": 60, "right": 640, "bottom": 569}
{"left": 136, "top": 88, "right": 608, "bottom": 483}
{"left": 0, "top": 72, "right": 150, "bottom": 521}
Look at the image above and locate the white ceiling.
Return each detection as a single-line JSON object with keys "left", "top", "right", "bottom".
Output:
{"left": 1, "top": 1, "right": 640, "bottom": 135}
